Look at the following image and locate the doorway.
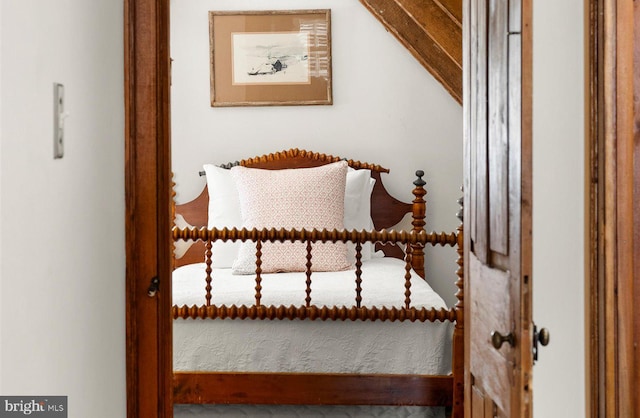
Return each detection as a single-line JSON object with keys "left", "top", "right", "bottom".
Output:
{"left": 124, "top": 0, "right": 465, "bottom": 417}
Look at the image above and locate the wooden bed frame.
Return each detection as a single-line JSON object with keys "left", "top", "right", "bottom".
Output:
{"left": 171, "top": 149, "right": 464, "bottom": 416}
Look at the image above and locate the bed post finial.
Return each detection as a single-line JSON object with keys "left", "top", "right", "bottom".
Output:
{"left": 411, "top": 170, "right": 426, "bottom": 279}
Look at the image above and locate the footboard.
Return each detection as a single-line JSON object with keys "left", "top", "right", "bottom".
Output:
{"left": 171, "top": 225, "right": 464, "bottom": 414}
{"left": 172, "top": 227, "right": 459, "bottom": 322}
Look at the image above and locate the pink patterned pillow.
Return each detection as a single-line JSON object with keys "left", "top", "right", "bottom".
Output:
{"left": 230, "top": 161, "right": 350, "bottom": 274}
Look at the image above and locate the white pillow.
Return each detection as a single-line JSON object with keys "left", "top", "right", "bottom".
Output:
{"left": 344, "top": 168, "right": 370, "bottom": 227}
{"left": 344, "top": 168, "right": 376, "bottom": 262}
{"left": 230, "top": 161, "right": 350, "bottom": 274}
{"left": 202, "top": 164, "right": 242, "bottom": 267}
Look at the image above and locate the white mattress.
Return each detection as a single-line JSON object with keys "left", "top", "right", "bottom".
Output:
{"left": 173, "top": 257, "right": 453, "bottom": 417}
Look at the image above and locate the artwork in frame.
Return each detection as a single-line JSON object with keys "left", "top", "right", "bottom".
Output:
{"left": 209, "top": 10, "right": 332, "bottom": 107}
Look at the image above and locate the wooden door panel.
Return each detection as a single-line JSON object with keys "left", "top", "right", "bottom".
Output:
{"left": 470, "top": 0, "right": 489, "bottom": 264}
{"left": 487, "top": 0, "right": 509, "bottom": 256}
{"left": 469, "top": 256, "right": 512, "bottom": 339}
{"left": 469, "top": 254, "right": 514, "bottom": 416}
{"left": 471, "top": 383, "right": 489, "bottom": 417}
{"left": 508, "top": 0, "right": 521, "bottom": 33}
{"left": 471, "top": 385, "right": 484, "bottom": 418}
{"left": 471, "top": 377, "right": 510, "bottom": 418}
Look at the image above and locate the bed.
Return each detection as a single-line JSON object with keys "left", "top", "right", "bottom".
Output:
{"left": 171, "top": 149, "right": 464, "bottom": 417}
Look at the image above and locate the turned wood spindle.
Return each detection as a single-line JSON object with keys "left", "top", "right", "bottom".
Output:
{"left": 254, "top": 240, "right": 263, "bottom": 306}
{"left": 404, "top": 244, "right": 413, "bottom": 309}
{"left": 205, "top": 239, "right": 213, "bottom": 306}
{"left": 355, "top": 242, "right": 363, "bottom": 308}
{"left": 305, "top": 240, "right": 313, "bottom": 307}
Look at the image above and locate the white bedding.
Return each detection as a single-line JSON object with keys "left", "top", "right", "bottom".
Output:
{"left": 173, "top": 256, "right": 448, "bottom": 312}
{"left": 172, "top": 257, "right": 453, "bottom": 417}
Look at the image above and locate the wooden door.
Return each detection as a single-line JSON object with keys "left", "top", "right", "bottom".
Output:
{"left": 463, "top": 0, "right": 532, "bottom": 416}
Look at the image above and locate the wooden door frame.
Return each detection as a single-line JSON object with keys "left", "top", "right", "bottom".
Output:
{"left": 587, "top": 0, "right": 639, "bottom": 416}
{"left": 124, "top": 0, "right": 173, "bottom": 416}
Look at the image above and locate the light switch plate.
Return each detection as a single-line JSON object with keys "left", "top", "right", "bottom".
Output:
{"left": 53, "top": 83, "right": 64, "bottom": 159}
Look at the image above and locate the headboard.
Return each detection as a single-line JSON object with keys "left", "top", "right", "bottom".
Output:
{"left": 173, "top": 148, "right": 426, "bottom": 273}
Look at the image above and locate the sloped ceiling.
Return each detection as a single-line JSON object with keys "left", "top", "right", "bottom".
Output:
{"left": 359, "top": 0, "right": 462, "bottom": 104}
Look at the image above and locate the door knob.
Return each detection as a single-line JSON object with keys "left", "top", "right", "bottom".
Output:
{"left": 491, "top": 331, "right": 515, "bottom": 349}
{"left": 533, "top": 325, "right": 550, "bottom": 362}
{"left": 536, "top": 327, "right": 550, "bottom": 346}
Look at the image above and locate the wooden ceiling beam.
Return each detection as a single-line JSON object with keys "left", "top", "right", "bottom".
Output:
{"left": 433, "top": 0, "right": 463, "bottom": 26}
{"left": 360, "top": 0, "right": 463, "bottom": 104}
{"left": 398, "top": 0, "right": 462, "bottom": 66}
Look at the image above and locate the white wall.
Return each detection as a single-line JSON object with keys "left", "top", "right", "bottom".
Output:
{"left": 532, "top": 0, "right": 586, "bottom": 416}
{"left": 0, "top": 1, "right": 125, "bottom": 417}
{"left": 0, "top": 0, "right": 3, "bottom": 393}
{"left": 171, "top": 0, "right": 464, "bottom": 305}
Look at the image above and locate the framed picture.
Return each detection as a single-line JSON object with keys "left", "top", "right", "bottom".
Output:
{"left": 209, "top": 10, "right": 332, "bottom": 107}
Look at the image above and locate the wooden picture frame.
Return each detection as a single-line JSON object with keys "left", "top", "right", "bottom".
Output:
{"left": 209, "top": 10, "right": 332, "bottom": 107}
